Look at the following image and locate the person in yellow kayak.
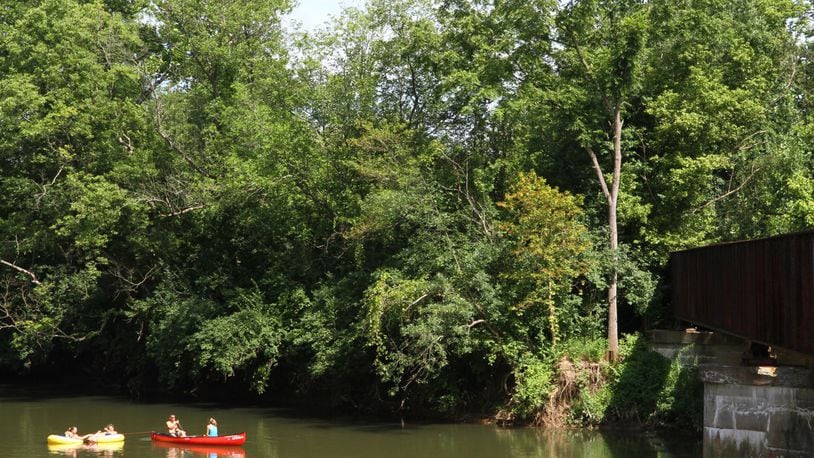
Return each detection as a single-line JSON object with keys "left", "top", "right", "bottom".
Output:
{"left": 166, "top": 414, "right": 186, "bottom": 437}
{"left": 85, "top": 424, "right": 117, "bottom": 443}
{"left": 63, "top": 426, "right": 91, "bottom": 440}
{"left": 96, "top": 424, "right": 118, "bottom": 435}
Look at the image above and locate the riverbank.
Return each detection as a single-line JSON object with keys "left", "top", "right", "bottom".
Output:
{"left": 1, "top": 332, "right": 704, "bottom": 437}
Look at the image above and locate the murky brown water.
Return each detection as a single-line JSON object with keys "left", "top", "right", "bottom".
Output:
{"left": 0, "top": 383, "right": 701, "bottom": 457}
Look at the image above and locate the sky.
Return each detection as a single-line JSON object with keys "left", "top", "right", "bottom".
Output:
{"left": 287, "top": 0, "right": 365, "bottom": 31}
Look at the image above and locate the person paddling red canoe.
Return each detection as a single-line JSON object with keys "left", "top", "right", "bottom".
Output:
{"left": 166, "top": 414, "right": 186, "bottom": 437}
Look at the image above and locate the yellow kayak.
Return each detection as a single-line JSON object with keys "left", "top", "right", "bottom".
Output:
{"left": 47, "top": 435, "right": 83, "bottom": 445}
{"left": 47, "top": 442, "right": 124, "bottom": 453}
{"left": 47, "top": 433, "right": 125, "bottom": 445}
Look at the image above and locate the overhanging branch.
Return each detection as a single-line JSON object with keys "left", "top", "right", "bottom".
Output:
{"left": 1, "top": 260, "right": 41, "bottom": 285}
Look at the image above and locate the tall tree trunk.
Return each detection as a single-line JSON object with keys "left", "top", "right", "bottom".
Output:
{"left": 606, "top": 104, "right": 622, "bottom": 361}
{"left": 572, "top": 32, "right": 625, "bottom": 360}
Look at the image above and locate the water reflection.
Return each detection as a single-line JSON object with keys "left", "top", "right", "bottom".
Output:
{"left": 47, "top": 441, "right": 124, "bottom": 456}
{"left": 151, "top": 441, "right": 246, "bottom": 458}
{"left": 492, "top": 428, "right": 664, "bottom": 457}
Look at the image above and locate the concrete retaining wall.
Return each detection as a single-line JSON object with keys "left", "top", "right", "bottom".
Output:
{"left": 702, "top": 366, "right": 814, "bottom": 457}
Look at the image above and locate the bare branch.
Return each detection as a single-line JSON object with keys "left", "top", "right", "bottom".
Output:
{"left": 445, "top": 153, "right": 493, "bottom": 237}
{"left": 467, "top": 319, "right": 486, "bottom": 329}
{"left": 159, "top": 204, "right": 206, "bottom": 217}
{"left": 610, "top": 108, "right": 623, "bottom": 205}
{"left": 33, "top": 165, "right": 64, "bottom": 206}
{"left": 118, "top": 132, "right": 134, "bottom": 155}
{"left": 695, "top": 166, "right": 760, "bottom": 212}
{"left": 734, "top": 130, "right": 767, "bottom": 152}
{"left": 153, "top": 100, "right": 215, "bottom": 179}
{"left": 585, "top": 145, "right": 611, "bottom": 201}
{"left": 408, "top": 293, "right": 429, "bottom": 309}
{"left": 771, "top": 55, "right": 797, "bottom": 105}
{"left": 0, "top": 260, "right": 41, "bottom": 285}
{"left": 110, "top": 264, "right": 158, "bottom": 289}
{"left": 566, "top": 30, "right": 614, "bottom": 116}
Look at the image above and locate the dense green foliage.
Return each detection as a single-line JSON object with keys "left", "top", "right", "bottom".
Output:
{"left": 567, "top": 334, "right": 703, "bottom": 429}
{"left": 1, "top": 0, "right": 812, "bottom": 426}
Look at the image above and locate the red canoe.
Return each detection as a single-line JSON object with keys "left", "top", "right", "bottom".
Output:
{"left": 150, "top": 432, "right": 246, "bottom": 446}
{"left": 151, "top": 440, "right": 246, "bottom": 457}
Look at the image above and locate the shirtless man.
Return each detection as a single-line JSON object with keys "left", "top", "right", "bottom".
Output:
{"left": 166, "top": 414, "right": 186, "bottom": 437}
{"left": 96, "top": 424, "right": 117, "bottom": 435}
{"left": 84, "top": 423, "right": 118, "bottom": 444}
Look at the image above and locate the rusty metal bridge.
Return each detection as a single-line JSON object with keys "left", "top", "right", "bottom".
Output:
{"left": 671, "top": 230, "right": 814, "bottom": 356}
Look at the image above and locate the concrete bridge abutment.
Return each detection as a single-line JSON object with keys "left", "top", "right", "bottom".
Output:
{"left": 701, "top": 365, "right": 814, "bottom": 457}
{"left": 648, "top": 329, "right": 814, "bottom": 457}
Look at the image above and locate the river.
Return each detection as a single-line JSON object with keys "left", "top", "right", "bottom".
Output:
{"left": 0, "top": 383, "right": 701, "bottom": 457}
